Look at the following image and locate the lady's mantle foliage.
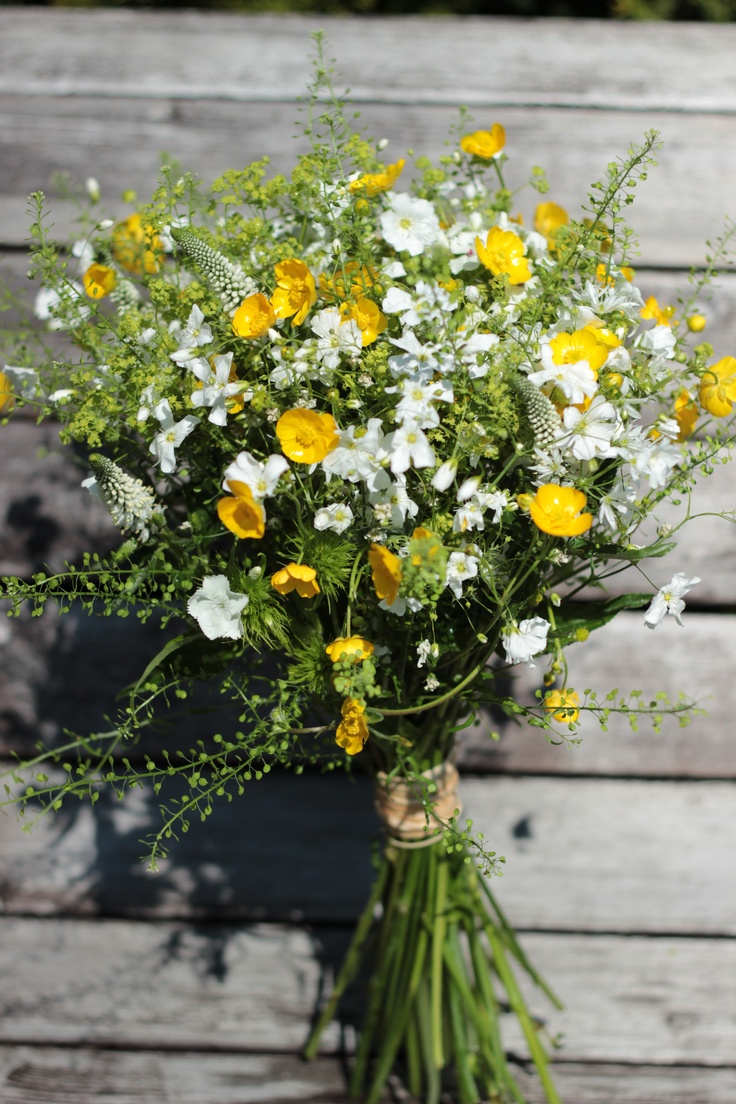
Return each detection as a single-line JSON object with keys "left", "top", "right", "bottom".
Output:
{"left": 1, "top": 43, "right": 731, "bottom": 862}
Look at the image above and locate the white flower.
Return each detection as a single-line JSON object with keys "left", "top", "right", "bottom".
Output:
{"left": 416, "top": 639, "right": 432, "bottom": 668}
{"left": 369, "top": 472, "right": 419, "bottom": 528}
{"left": 382, "top": 260, "right": 406, "bottom": 279}
{"left": 502, "top": 617, "right": 550, "bottom": 666}
{"left": 322, "top": 418, "right": 386, "bottom": 485}
{"left": 424, "top": 673, "right": 440, "bottom": 691}
{"left": 187, "top": 576, "right": 249, "bottom": 641}
{"left": 527, "top": 344, "right": 598, "bottom": 405}
{"left": 223, "top": 451, "right": 289, "bottom": 501}
{"left": 445, "top": 551, "right": 479, "bottom": 598}
{"left": 385, "top": 421, "right": 436, "bottom": 474}
{"left": 631, "top": 441, "right": 681, "bottom": 490}
{"left": 311, "top": 308, "right": 362, "bottom": 368}
{"left": 313, "top": 502, "right": 354, "bottom": 534}
{"left": 643, "top": 573, "right": 700, "bottom": 629}
{"left": 637, "top": 324, "right": 676, "bottom": 359}
{"left": 431, "top": 459, "right": 458, "bottom": 492}
{"left": 389, "top": 374, "right": 453, "bottom": 428}
{"left": 380, "top": 193, "right": 442, "bottom": 256}
{"left": 34, "top": 284, "right": 89, "bottom": 330}
{"left": 149, "top": 399, "right": 199, "bottom": 473}
{"left": 387, "top": 330, "right": 452, "bottom": 378}
{"left": 561, "top": 396, "right": 620, "bottom": 461}
{"left": 170, "top": 305, "right": 213, "bottom": 364}
{"left": 190, "top": 353, "right": 247, "bottom": 426}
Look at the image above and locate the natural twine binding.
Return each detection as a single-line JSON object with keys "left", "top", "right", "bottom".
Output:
{"left": 374, "top": 761, "right": 462, "bottom": 849}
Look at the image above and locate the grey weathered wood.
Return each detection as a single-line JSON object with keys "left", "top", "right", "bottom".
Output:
{"left": 0, "top": 917, "right": 734, "bottom": 1066}
{"left": 1, "top": 1048, "right": 734, "bottom": 1104}
{"left": 1, "top": 93, "right": 734, "bottom": 265}
{"left": 2, "top": 11, "right": 736, "bottom": 114}
{"left": 2, "top": 774, "right": 735, "bottom": 934}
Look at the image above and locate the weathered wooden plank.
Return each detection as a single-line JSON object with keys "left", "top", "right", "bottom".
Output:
{"left": 0, "top": 918, "right": 734, "bottom": 1065}
{"left": 2, "top": 11, "right": 736, "bottom": 114}
{"left": 1, "top": 94, "right": 734, "bottom": 264}
{"left": 2, "top": 774, "right": 734, "bottom": 934}
{"left": 460, "top": 610, "right": 736, "bottom": 777}
{"left": 1, "top": 1047, "right": 734, "bottom": 1104}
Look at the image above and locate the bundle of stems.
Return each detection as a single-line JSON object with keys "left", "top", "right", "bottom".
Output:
{"left": 305, "top": 840, "right": 563, "bottom": 1104}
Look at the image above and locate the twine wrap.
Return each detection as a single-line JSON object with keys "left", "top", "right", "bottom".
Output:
{"left": 374, "top": 761, "right": 462, "bottom": 848}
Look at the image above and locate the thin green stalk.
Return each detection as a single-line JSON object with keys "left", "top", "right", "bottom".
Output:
{"left": 416, "top": 976, "right": 441, "bottom": 1104}
{"left": 484, "top": 922, "right": 562, "bottom": 1104}
{"left": 405, "top": 1015, "right": 423, "bottom": 1100}
{"left": 431, "top": 854, "right": 449, "bottom": 1069}
{"left": 477, "top": 873, "right": 562, "bottom": 1010}
{"left": 446, "top": 962, "right": 480, "bottom": 1104}
{"left": 350, "top": 849, "right": 414, "bottom": 1096}
{"left": 303, "top": 857, "right": 390, "bottom": 1060}
{"left": 464, "top": 916, "right": 509, "bottom": 1092}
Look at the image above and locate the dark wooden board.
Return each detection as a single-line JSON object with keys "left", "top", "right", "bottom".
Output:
{"left": 2, "top": 773, "right": 735, "bottom": 933}
{"left": 1, "top": 1048, "right": 734, "bottom": 1104}
{"left": 0, "top": 918, "right": 734, "bottom": 1066}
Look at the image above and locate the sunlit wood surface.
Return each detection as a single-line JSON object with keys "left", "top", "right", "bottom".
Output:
{"left": 1, "top": 9, "right": 736, "bottom": 1102}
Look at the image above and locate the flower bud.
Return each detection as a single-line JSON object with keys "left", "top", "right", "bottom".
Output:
{"left": 687, "top": 313, "right": 706, "bottom": 333}
{"left": 431, "top": 459, "right": 458, "bottom": 492}
{"left": 86, "top": 177, "right": 100, "bottom": 202}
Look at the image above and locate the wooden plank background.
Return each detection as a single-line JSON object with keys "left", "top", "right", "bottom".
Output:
{"left": 1, "top": 9, "right": 736, "bottom": 1103}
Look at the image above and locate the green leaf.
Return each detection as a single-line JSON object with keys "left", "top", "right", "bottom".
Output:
{"left": 554, "top": 592, "right": 651, "bottom": 645}
{"left": 592, "top": 538, "right": 677, "bottom": 562}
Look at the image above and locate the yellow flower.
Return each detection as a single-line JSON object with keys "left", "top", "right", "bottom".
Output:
{"left": 340, "top": 298, "right": 387, "bottom": 346}
{"left": 699, "top": 356, "right": 736, "bottom": 418}
{"left": 335, "top": 698, "right": 369, "bottom": 756}
{"left": 83, "top": 263, "right": 117, "bottom": 299}
{"left": 596, "top": 263, "right": 634, "bottom": 285}
{"left": 544, "top": 689, "right": 581, "bottom": 723}
{"left": 368, "top": 543, "right": 402, "bottom": 606}
{"left": 271, "top": 259, "right": 317, "bottom": 326}
{"left": 319, "top": 262, "right": 377, "bottom": 303}
{"left": 534, "top": 202, "right": 568, "bottom": 247}
{"left": 460, "top": 124, "right": 505, "bottom": 160}
{"left": 217, "top": 480, "right": 266, "bottom": 540}
{"left": 232, "top": 293, "right": 276, "bottom": 338}
{"left": 111, "top": 213, "right": 162, "bottom": 275}
{"left": 640, "top": 296, "right": 675, "bottom": 327}
{"left": 0, "top": 370, "right": 13, "bottom": 413}
{"left": 325, "top": 636, "right": 374, "bottom": 663}
{"left": 548, "top": 328, "right": 610, "bottom": 375}
{"left": 271, "top": 562, "right": 320, "bottom": 598}
{"left": 674, "top": 389, "right": 698, "bottom": 441}
{"left": 349, "top": 159, "right": 405, "bottom": 198}
{"left": 275, "top": 408, "right": 339, "bottom": 464}
{"left": 529, "top": 484, "right": 593, "bottom": 538}
{"left": 687, "top": 313, "right": 707, "bottom": 333}
{"left": 475, "top": 226, "right": 531, "bottom": 285}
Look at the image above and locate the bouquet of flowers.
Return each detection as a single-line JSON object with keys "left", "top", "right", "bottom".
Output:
{"left": 2, "top": 41, "right": 734, "bottom": 1104}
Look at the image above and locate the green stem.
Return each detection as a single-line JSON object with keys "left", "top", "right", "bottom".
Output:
{"left": 431, "top": 853, "right": 449, "bottom": 1069}
{"left": 303, "top": 857, "right": 390, "bottom": 1061}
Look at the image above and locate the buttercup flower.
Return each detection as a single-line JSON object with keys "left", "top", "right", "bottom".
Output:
{"left": 111, "top": 213, "right": 162, "bottom": 275}
{"left": 83, "top": 263, "right": 117, "bottom": 299}
{"left": 0, "top": 370, "right": 14, "bottom": 413}
{"left": 529, "top": 485, "right": 593, "bottom": 537}
{"left": 271, "top": 562, "right": 320, "bottom": 598}
{"left": 699, "top": 356, "right": 736, "bottom": 418}
{"left": 368, "top": 543, "right": 402, "bottom": 606}
{"left": 674, "top": 389, "right": 698, "bottom": 441}
{"left": 640, "top": 295, "right": 675, "bottom": 327}
{"left": 335, "top": 698, "right": 369, "bottom": 756}
{"left": 217, "top": 480, "right": 266, "bottom": 540}
{"left": 544, "top": 689, "right": 581, "bottom": 723}
{"left": 276, "top": 408, "right": 339, "bottom": 463}
{"left": 271, "top": 259, "right": 317, "bottom": 325}
{"left": 534, "top": 202, "right": 568, "bottom": 247}
{"left": 349, "top": 159, "right": 405, "bottom": 197}
{"left": 326, "top": 636, "right": 374, "bottom": 663}
{"left": 187, "top": 575, "right": 249, "bottom": 641}
{"left": 460, "top": 124, "right": 505, "bottom": 159}
{"left": 341, "top": 298, "right": 387, "bottom": 346}
{"left": 475, "top": 227, "right": 531, "bottom": 285}
{"left": 232, "top": 293, "right": 276, "bottom": 338}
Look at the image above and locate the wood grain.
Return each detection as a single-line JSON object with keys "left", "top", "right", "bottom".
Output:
{"left": 1, "top": 1048, "right": 734, "bottom": 1104}
{"left": 2, "top": 773, "right": 734, "bottom": 934}
{"left": 0, "top": 917, "right": 734, "bottom": 1066}
{"left": 1, "top": 94, "right": 734, "bottom": 265}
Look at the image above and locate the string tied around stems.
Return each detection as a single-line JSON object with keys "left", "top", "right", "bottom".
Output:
{"left": 374, "top": 760, "right": 462, "bottom": 849}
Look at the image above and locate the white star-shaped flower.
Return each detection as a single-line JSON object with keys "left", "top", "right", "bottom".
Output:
{"left": 187, "top": 576, "right": 249, "bottom": 641}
